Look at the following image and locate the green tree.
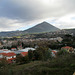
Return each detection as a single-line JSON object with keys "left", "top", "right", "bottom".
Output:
{"left": 45, "top": 50, "right": 52, "bottom": 60}
{"left": 16, "top": 55, "right": 23, "bottom": 64}
{"left": 28, "top": 50, "right": 34, "bottom": 61}
{"left": 57, "top": 49, "right": 68, "bottom": 57}
{"left": 16, "top": 55, "right": 29, "bottom": 64}
{"left": 0, "top": 58, "right": 8, "bottom": 68}
{"left": 35, "top": 46, "right": 51, "bottom": 61}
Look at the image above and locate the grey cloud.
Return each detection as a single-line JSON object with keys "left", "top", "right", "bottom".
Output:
{"left": 0, "top": 0, "right": 75, "bottom": 31}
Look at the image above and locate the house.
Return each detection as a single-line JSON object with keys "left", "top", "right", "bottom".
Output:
{"left": 0, "top": 52, "right": 16, "bottom": 63}
{"left": 61, "top": 46, "right": 74, "bottom": 53}
{"left": 0, "top": 53, "right": 3, "bottom": 58}
{"left": 51, "top": 50, "right": 58, "bottom": 57}
{"left": 19, "top": 47, "right": 35, "bottom": 52}
{"left": 1, "top": 49, "right": 12, "bottom": 53}
{"left": 20, "top": 52, "right": 28, "bottom": 57}
{"left": 49, "top": 37, "right": 63, "bottom": 42}
{"left": 56, "top": 37, "right": 63, "bottom": 42}
{"left": 11, "top": 48, "right": 17, "bottom": 51}
{"left": 17, "top": 45, "right": 23, "bottom": 50}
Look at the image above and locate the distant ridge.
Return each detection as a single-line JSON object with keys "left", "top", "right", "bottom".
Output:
{"left": 24, "top": 22, "right": 60, "bottom": 33}
{"left": 0, "top": 22, "right": 60, "bottom": 37}
{"left": 65, "top": 28, "right": 75, "bottom": 35}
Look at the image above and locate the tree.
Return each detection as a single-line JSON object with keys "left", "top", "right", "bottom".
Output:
{"left": 16, "top": 54, "right": 29, "bottom": 64}
{"left": 33, "top": 50, "right": 39, "bottom": 60}
{"left": 16, "top": 55, "right": 23, "bottom": 64}
{"left": 35, "top": 46, "right": 51, "bottom": 61}
{"left": 45, "top": 50, "right": 52, "bottom": 60}
{"left": 57, "top": 49, "right": 68, "bottom": 57}
{"left": 0, "top": 58, "right": 8, "bottom": 68}
{"left": 28, "top": 50, "right": 34, "bottom": 61}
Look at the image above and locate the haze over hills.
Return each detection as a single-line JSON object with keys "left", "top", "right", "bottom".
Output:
{"left": 0, "top": 22, "right": 75, "bottom": 37}
{"left": 0, "top": 22, "right": 60, "bottom": 37}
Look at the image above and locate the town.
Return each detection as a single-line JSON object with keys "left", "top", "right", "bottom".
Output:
{"left": 0, "top": 32, "right": 75, "bottom": 64}
{"left": 0, "top": 32, "right": 75, "bottom": 75}
{"left": 0, "top": 0, "right": 75, "bottom": 75}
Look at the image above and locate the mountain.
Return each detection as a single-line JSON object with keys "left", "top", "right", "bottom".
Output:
{"left": 0, "top": 22, "right": 60, "bottom": 37}
{"left": 24, "top": 22, "right": 60, "bottom": 33}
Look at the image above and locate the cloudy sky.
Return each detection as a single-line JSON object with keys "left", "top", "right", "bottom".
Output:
{"left": 0, "top": 0, "right": 75, "bottom": 31}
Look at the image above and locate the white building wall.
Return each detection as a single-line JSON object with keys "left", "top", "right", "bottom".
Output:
{"left": 0, "top": 55, "right": 3, "bottom": 58}
{"left": 12, "top": 56, "right": 16, "bottom": 58}
{"left": 6, "top": 56, "right": 16, "bottom": 60}
{"left": 6, "top": 56, "right": 12, "bottom": 60}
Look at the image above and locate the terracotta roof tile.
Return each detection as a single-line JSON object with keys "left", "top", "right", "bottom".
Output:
{"left": 2, "top": 52, "right": 16, "bottom": 57}
{"left": 62, "top": 46, "right": 73, "bottom": 49}
{"left": 21, "top": 52, "right": 28, "bottom": 56}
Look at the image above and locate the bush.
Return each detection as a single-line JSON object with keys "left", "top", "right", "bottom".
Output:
{"left": 57, "top": 49, "right": 68, "bottom": 56}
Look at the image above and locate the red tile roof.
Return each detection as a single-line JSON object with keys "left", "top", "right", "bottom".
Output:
{"left": 2, "top": 52, "right": 16, "bottom": 57}
{"left": 2, "top": 49, "right": 8, "bottom": 51}
{"left": 21, "top": 52, "right": 28, "bottom": 56}
{"left": 8, "top": 58, "right": 16, "bottom": 60}
{"left": 62, "top": 46, "right": 73, "bottom": 49}
{"left": 0, "top": 53, "right": 3, "bottom": 55}
{"left": 11, "top": 48, "right": 16, "bottom": 49}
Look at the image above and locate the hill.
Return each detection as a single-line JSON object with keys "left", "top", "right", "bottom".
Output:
{"left": 65, "top": 29, "right": 75, "bottom": 35}
{"left": 0, "top": 54, "right": 75, "bottom": 75}
{"left": 0, "top": 22, "right": 60, "bottom": 37}
{"left": 0, "top": 31, "right": 23, "bottom": 37}
{"left": 24, "top": 22, "right": 60, "bottom": 33}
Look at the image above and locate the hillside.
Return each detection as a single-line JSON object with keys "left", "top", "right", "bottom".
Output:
{"left": 0, "top": 54, "right": 75, "bottom": 75}
{"left": 65, "top": 29, "right": 75, "bottom": 35}
{"left": 24, "top": 22, "right": 60, "bottom": 33}
{"left": 0, "top": 22, "right": 60, "bottom": 37}
{"left": 0, "top": 31, "right": 23, "bottom": 37}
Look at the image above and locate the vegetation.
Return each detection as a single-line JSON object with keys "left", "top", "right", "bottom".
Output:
{"left": 57, "top": 49, "right": 68, "bottom": 56}
{"left": 16, "top": 46, "right": 52, "bottom": 65}
{"left": 0, "top": 53, "right": 75, "bottom": 75}
{"left": 0, "top": 43, "right": 75, "bottom": 75}
{"left": 0, "top": 33, "right": 75, "bottom": 75}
